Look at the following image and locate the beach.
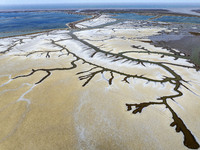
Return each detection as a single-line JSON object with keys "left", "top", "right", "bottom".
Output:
{"left": 0, "top": 10, "right": 200, "bottom": 150}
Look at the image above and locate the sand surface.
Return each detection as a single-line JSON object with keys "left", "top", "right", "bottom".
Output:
{"left": 0, "top": 14, "right": 200, "bottom": 150}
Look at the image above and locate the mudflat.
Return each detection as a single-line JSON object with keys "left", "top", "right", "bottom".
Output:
{"left": 0, "top": 10, "right": 200, "bottom": 150}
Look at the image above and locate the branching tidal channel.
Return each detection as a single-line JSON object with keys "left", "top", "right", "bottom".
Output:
{"left": 9, "top": 18, "right": 200, "bottom": 149}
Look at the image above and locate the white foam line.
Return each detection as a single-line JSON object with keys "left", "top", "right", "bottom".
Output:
{"left": 0, "top": 75, "right": 13, "bottom": 87}
{"left": 0, "top": 75, "right": 9, "bottom": 78}
{"left": 101, "top": 72, "right": 109, "bottom": 84}
{"left": 161, "top": 108, "right": 167, "bottom": 112}
{"left": 189, "top": 81, "right": 200, "bottom": 86}
{"left": 194, "top": 135, "right": 200, "bottom": 147}
{"left": 0, "top": 101, "right": 16, "bottom": 113}
{"left": 74, "top": 92, "right": 89, "bottom": 147}
{"left": 189, "top": 90, "right": 200, "bottom": 98}
{"left": 17, "top": 84, "right": 36, "bottom": 105}
{"left": 79, "top": 126, "right": 86, "bottom": 140}
{"left": 0, "top": 83, "right": 32, "bottom": 95}
{"left": 105, "top": 86, "right": 112, "bottom": 92}
{"left": 174, "top": 100, "right": 184, "bottom": 110}
{"left": 183, "top": 83, "right": 200, "bottom": 98}
{"left": 0, "top": 100, "right": 30, "bottom": 143}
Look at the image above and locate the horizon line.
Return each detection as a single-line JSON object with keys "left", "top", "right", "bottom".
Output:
{"left": 1, "top": 2, "right": 200, "bottom": 5}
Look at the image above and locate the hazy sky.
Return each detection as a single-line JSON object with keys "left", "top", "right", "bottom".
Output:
{"left": 1, "top": 0, "right": 200, "bottom": 5}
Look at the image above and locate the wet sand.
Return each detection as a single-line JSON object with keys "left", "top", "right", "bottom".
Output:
{"left": 0, "top": 12, "right": 200, "bottom": 150}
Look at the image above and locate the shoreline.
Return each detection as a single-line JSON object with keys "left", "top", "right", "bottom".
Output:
{"left": 0, "top": 11, "right": 94, "bottom": 39}
{"left": 1, "top": 8, "right": 200, "bottom": 39}
{"left": 1, "top": 9, "right": 200, "bottom": 39}
{"left": 1, "top": 8, "right": 200, "bottom": 17}
{"left": 0, "top": 7, "right": 200, "bottom": 149}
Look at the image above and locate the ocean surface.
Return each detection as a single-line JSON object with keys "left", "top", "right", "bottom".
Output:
{"left": 0, "top": 12, "right": 86, "bottom": 37}
{"left": 113, "top": 13, "right": 200, "bottom": 24}
{"left": 154, "top": 16, "right": 200, "bottom": 24}
{"left": 113, "top": 13, "right": 155, "bottom": 20}
{"left": 0, "top": 3, "right": 200, "bottom": 37}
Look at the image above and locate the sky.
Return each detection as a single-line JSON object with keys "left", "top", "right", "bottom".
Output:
{"left": 1, "top": 0, "right": 200, "bottom": 5}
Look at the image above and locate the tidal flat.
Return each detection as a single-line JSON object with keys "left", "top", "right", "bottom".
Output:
{"left": 0, "top": 9, "right": 200, "bottom": 150}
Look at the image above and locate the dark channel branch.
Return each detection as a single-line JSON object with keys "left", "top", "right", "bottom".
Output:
{"left": 13, "top": 58, "right": 78, "bottom": 84}
{"left": 13, "top": 37, "right": 178, "bottom": 87}
{"left": 131, "top": 45, "right": 150, "bottom": 52}
{"left": 12, "top": 39, "right": 199, "bottom": 149}
{"left": 118, "top": 49, "right": 189, "bottom": 61}
{"left": 124, "top": 55, "right": 199, "bottom": 149}
{"left": 51, "top": 39, "right": 180, "bottom": 86}
{"left": 56, "top": 32, "right": 199, "bottom": 149}
{"left": 118, "top": 57, "right": 198, "bottom": 148}
{"left": 10, "top": 19, "right": 199, "bottom": 149}
{"left": 0, "top": 38, "right": 26, "bottom": 54}
{"left": 68, "top": 23, "right": 200, "bottom": 149}
{"left": 12, "top": 35, "right": 181, "bottom": 88}
{"left": 0, "top": 43, "right": 17, "bottom": 54}
{"left": 15, "top": 48, "right": 66, "bottom": 58}
{"left": 126, "top": 101, "right": 163, "bottom": 114}
{"left": 70, "top": 30, "right": 196, "bottom": 70}
{"left": 78, "top": 70, "right": 103, "bottom": 87}
{"left": 126, "top": 98, "right": 200, "bottom": 149}
{"left": 168, "top": 103, "right": 200, "bottom": 149}
{"left": 126, "top": 77, "right": 200, "bottom": 149}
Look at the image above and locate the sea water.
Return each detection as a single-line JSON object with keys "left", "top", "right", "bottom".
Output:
{"left": 153, "top": 16, "right": 200, "bottom": 24}
{"left": 0, "top": 11, "right": 86, "bottom": 37}
{"left": 112, "top": 13, "right": 155, "bottom": 20}
{"left": 0, "top": 3, "right": 200, "bottom": 37}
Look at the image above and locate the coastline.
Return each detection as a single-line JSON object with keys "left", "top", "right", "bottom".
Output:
{"left": 1, "top": 8, "right": 200, "bottom": 39}
{"left": 0, "top": 10, "right": 91, "bottom": 39}
{"left": 0, "top": 7, "right": 200, "bottom": 150}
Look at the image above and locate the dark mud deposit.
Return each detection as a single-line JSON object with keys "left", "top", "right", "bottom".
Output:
{"left": 152, "top": 36, "right": 200, "bottom": 68}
